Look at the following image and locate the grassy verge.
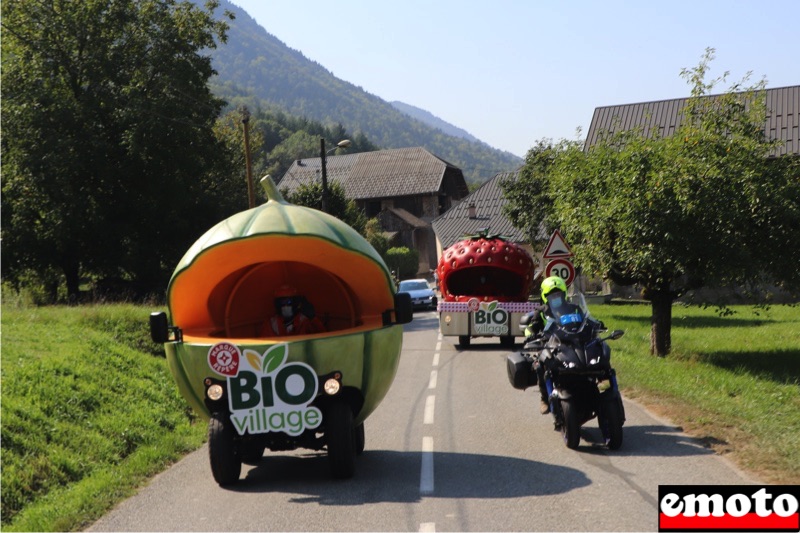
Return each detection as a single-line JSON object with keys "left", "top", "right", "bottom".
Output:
{"left": 593, "top": 302, "right": 800, "bottom": 484}
{"left": 1, "top": 304, "right": 206, "bottom": 532}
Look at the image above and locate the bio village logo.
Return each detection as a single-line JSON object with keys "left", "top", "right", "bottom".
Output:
{"left": 471, "top": 299, "right": 509, "bottom": 336}
{"left": 207, "top": 342, "right": 321, "bottom": 437}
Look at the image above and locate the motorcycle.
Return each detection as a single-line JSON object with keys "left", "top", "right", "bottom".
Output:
{"left": 506, "top": 293, "right": 626, "bottom": 450}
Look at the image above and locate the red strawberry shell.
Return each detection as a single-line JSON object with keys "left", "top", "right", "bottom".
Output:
{"left": 437, "top": 234, "right": 535, "bottom": 302}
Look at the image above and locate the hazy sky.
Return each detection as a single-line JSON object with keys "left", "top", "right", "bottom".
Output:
{"left": 229, "top": 0, "right": 798, "bottom": 158}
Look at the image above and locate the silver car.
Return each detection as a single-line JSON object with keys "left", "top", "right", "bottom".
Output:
{"left": 397, "top": 279, "right": 438, "bottom": 310}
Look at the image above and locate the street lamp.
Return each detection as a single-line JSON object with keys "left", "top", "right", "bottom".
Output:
{"left": 320, "top": 138, "right": 351, "bottom": 213}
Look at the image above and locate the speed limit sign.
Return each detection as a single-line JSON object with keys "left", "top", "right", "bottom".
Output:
{"left": 545, "top": 258, "right": 576, "bottom": 286}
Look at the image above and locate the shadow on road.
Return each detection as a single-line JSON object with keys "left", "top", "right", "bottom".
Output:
{"left": 401, "top": 312, "right": 440, "bottom": 333}
{"left": 230, "top": 449, "right": 590, "bottom": 504}
{"left": 577, "top": 423, "right": 721, "bottom": 458}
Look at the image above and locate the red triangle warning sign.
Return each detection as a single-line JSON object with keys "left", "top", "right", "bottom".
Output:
{"left": 543, "top": 230, "right": 573, "bottom": 259}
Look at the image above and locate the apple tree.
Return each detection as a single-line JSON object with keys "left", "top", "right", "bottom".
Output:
{"left": 503, "top": 50, "right": 800, "bottom": 356}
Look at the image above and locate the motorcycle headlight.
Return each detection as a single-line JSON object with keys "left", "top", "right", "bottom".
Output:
{"left": 206, "top": 384, "right": 224, "bottom": 401}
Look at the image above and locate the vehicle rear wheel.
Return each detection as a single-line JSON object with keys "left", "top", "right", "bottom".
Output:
{"left": 208, "top": 413, "right": 242, "bottom": 486}
{"left": 560, "top": 400, "right": 581, "bottom": 450}
{"left": 600, "top": 398, "right": 624, "bottom": 450}
{"left": 458, "top": 335, "right": 471, "bottom": 348}
{"left": 325, "top": 401, "right": 356, "bottom": 479}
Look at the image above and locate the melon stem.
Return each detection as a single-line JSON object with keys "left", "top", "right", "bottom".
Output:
{"left": 259, "top": 175, "right": 287, "bottom": 203}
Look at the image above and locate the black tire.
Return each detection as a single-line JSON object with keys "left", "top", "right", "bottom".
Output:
{"left": 354, "top": 422, "right": 365, "bottom": 455}
{"left": 458, "top": 335, "right": 471, "bottom": 348}
{"left": 600, "top": 399, "right": 624, "bottom": 450}
{"left": 500, "top": 335, "right": 515, "bottom": 348}
{"left": 208, "top": 414, "right": 241, "bottom": 486}
{"left": 325, "top": 401, "right": 356, "bottom": 479}
{"left": 560, "top": 400, "right": 581, "bottom": 450}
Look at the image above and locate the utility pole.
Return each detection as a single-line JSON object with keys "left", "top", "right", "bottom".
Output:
{"left": 319, "top": 138, "right": 350, "bottom": 214}
{"left": 320, "top": 138, "right": 329, "bottom": 214}
{"left": 242, "top": 107, "right": 255, "bottom": 208}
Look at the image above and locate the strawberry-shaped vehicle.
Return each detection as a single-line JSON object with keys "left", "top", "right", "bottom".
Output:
{"left": 437, "top": 230, "right": 537, "bottom": 348}
{"left": 150, "top": 176, "right": 412, "bottom": 485}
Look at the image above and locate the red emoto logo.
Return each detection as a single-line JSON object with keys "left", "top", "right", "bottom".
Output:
{"left": 208, "top": 342, "right": 240, "bottom": 377}
{"left": 658, "top": 485, "right": 799, "bottom": 532}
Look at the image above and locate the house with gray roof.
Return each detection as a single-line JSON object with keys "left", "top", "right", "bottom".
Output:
{"left": 431, "top": 169, "right": 533, "bottom": 256}
{"left": 279, "top": 147, "right": 469, "bottom": 275}
{"left": 585, "top": 85, "right": 799, "bottom": 155}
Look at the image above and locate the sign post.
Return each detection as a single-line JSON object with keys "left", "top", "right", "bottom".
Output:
{"left": 545, "top": 258, "right": 576, "bottom": 286}
{"left": 543, "top": 230, "right": 575, "bottom": 287}
{"left": 542, "top": 229, "right": 573, "bottom": 260}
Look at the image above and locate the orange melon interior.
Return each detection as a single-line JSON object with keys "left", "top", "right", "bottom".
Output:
{"left": 168, "top": 235, "right": 392, "bottom": 338}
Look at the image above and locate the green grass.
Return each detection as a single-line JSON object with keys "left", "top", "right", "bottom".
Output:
{"left": 1, "top": 302, "right": 798, "bottom": 531}
{"left": 1, "top": 304, "right": 207, "bottom": 532}
{"left": 593, "top": 302, "right": 800, "bottom": 483}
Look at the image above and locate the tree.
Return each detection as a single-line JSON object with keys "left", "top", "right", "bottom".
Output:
{"left": 1, "top": 0, "right": 234, "bottom": 300}
{"left": 364, "top": 218, "right": 390, "bottom": 258}
{"left": 283, "top": 181, "right": 367, "bottom": 235}
{"left": 502, "top": 49, "right": 800, "bottom": 356}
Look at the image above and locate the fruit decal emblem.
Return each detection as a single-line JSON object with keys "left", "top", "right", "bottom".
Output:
{"left": 437, "top": 229, "right": 535, "bottom": 302}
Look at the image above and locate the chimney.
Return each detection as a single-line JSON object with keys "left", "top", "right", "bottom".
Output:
{"left": 468, "top": 203, "right": 477, "bottom": 218}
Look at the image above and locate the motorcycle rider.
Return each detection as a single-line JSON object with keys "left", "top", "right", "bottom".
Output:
{"left": 525, "top": 275, "right": 606, "bottom": 414}
{"left": 262, "top": 284, "right": 326, "bottom": 336}
{"left": 525, "top": 276, "right": 570, "bottom": 414}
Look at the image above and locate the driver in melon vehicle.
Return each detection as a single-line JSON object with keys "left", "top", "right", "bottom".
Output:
{"left": 525, "top": 276, "right": 603, "bottom": 415}
{"left": 262, "top": 284, "right": 326, "bottom": 336}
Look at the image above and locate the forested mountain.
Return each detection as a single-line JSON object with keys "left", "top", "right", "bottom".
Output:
{"left": 208, "top": 1, "right": 522, "bottom": 184}
{"left": 390, "top": 101, "right": 481, "bottom": 144}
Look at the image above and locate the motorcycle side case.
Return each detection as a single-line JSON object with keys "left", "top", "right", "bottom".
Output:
{"left": 506, "top": 352, "right": 537, "bottom": 390}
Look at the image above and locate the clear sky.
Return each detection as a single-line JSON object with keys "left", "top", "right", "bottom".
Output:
{"left": 229, "top": 0, "right": 798, "bottom": 158}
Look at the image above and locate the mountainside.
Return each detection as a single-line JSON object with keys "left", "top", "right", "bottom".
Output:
{"left": 208, "top": 1, "right": 522, "bottom": 184}
{"left": 390, "top": 101, "right": 481, "bottom": 144}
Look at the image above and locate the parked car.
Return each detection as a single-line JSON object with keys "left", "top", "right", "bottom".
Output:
{"left": 398, "top": 279, "right": 437, "bottom": 310}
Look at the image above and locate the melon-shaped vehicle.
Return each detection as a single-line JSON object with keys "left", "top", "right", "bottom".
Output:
{"left": 150, "top": 176, "right": 412, "bottom": 484}
{"left": 436, "top": 230, "right": 537, "bottom": 348}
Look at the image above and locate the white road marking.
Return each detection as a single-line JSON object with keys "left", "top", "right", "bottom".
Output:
{"left": 432, "top": 352, "right": 440, "bottom": 367}
{"left": 420, "top": 436, "right": 434, "bottom": 494}
{"left": 428, "top": 370, "right": 438, "bottom": 389}
{"left": 424, "top": 395, "right": 435, "bottom": 424}
{"left": 419, "top": 522, "right": 436, "bottom": 532}
{"left": 435, "top": 341, "right": 441, "bottom": 352}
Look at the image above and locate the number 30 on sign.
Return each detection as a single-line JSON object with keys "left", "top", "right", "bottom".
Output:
{"left": 545, "top": 258, "right": 575, "bottom": 286}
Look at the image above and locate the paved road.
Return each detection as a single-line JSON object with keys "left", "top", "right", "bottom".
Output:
{"left": 88, "top": 310, "right": 755, "bottom": 532}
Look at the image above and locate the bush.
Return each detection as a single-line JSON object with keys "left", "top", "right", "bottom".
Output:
{"left": 384, "top": 247, "right": 419, "bottom": 280}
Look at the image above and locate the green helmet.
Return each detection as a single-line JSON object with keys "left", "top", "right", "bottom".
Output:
{"left": 540, "top": 275, "right": 567, "bottom": 303}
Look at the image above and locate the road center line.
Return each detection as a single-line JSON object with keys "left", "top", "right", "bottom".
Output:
{"left": 432, "top": 352, "right": 439, "bottom": 367}
{"left": 424, "top": 395, "right": 435, "bottom": 424}
{"left": 435, "top": 341, "right": 441, "bottom": 352}
{"left": 428, "top": 370, "right": 438, "bottom": 389}
{"left": 420, "top": 436, "right": 434, "bottom": 494}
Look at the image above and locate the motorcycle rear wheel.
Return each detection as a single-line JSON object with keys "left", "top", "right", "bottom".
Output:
{"left": 560, "top": 400, "right": 581, "bottom": 450}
